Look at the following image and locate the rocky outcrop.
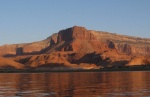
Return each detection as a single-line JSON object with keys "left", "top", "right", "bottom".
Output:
{"left": 0, "top": 26, "right": 150, "bottom": 69}
{"left": 1, "top": 26, "right": 149, "bottom": 57}
{"left": 93, "top": 31, "right": 150, "bottom": 56}
{"left": 0, "top": 44, "right": 17, "bottom": 56}
{"left": 115, "top": 43, "right": 132, "bottom": 55}
{"left": 126, "top": 56, "right": 150, "bottom": 66}
{"left": 0, "top": 33, "right": 58, "bottom": 56}
{"left": 57, "top": 26, "right": 95, "bottom": 42}
{"left": 14, "top": 52, "right": 97, "bottom": 69}
{"left": 55, "top": 26, "right": 97, "bottom": 53}
{"left": 50, "top": 26, "right": 112, "bottom": 53}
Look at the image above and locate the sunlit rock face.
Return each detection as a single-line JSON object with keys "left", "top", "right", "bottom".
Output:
{"left": 126, "top": 56, "right": 150, "bottom": 66}
{"left": 0, "top": 33, "right": 58, "bottom": 56}
{"left": 0, "top": 26, "right": 150, "bottom": 68}
{"left": 57, "top": 26, "right": 95, "bottom": 42}
{"left": 0, "top": 56, "right": 24, "bottom": 69}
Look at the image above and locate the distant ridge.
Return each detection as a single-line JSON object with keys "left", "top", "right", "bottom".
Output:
{"left": 0, "top": 26, "right": 149, "bottom": 69}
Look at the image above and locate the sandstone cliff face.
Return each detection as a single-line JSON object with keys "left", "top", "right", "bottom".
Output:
{"left": 56, "top": 26, "right": 150, "bottom": 56}
{"left": 0, "top": 26, "right": 150, "bottom": 68}
{"left": 51, "top": 26, "right": 110, "bottom": 54}
{"left": 57, "top": 26, "right": 95, "bottom": 42}
{"left": 91, "top": 31, "right": 150, "bottom": 56}
{"left": 55, "top": 26, "right": 97, "bottom": 53}
{"left": 1, "top": 26, "right": 149, "bottom": 57}
{"left": 0, "top": 44, "right": 17, "bottom": 56}
{"left": 0, "top": 33, "right": 58, "bottom": 56}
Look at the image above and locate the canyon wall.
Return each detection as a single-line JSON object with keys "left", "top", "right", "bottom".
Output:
{"left": 0, "top": 26, "right": 150, "bottom": 68}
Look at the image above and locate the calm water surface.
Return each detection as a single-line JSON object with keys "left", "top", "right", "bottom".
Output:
{"left": 0, "top": 71, "right": 150, "bottom": 97}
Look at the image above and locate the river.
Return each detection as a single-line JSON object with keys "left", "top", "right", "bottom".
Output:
{"left": 0, "top": 71, "right": 150, "bottom": 97}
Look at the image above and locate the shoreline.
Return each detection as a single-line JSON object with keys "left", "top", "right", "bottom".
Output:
{"left": 0, "top": 65, "right": 150, "bottom": 73}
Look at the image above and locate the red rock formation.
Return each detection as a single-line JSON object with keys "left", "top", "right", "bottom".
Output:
{"left": 0, "top": 26, "right": 150, "bottom": 69}
{"left": 126, "top": 56, "right": 150, "bottom": 66}
{"left": 0, "top": 57, "right": 24, "bottom": 69}
{"left": 0, "top": 44, "right": 17, "bottom": 56}
{"left": 13, "top": 52, "right": 98, "bottom": 69}
{"left": 0, "top": 33, "right": 58, "bottom": 56}
{"left": 57, "top": 26, "right": 95, "bottom": 42}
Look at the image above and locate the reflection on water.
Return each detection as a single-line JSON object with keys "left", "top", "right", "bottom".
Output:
{"left": 0, "top": 71, "right": 150, "bottom": 97}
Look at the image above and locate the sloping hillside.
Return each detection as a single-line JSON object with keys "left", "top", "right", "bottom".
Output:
{"left": 0, "top": 57, "right": 24, "bottom": 69}
{"left": 0, "top": 26, "right": 150, "bottom": 69}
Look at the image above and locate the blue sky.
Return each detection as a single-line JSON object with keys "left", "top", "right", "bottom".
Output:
{"left": 0, "top": 0, "right": 150, "bottom": 45}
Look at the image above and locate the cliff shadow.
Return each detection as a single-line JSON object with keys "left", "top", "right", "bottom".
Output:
{"left": 72, "top": 52, "right": 102, "bottom": 64}
{"left": 3, "top": 54, "right": 16, "bottom": 57}
{"left": 34, "top": 63, "right": 72, "bottom": 70}
{"left": 109, "top": 60, "right": 129, "bottom": 67}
